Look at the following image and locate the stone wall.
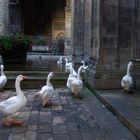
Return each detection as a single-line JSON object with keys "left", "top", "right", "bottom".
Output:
{"left": 71, "top": 0, "right": 85, "bottom": 62}
{"left": 133, "top": 59, "right": 140, "bottom": 91}
{"left": 72, "top": 0, "right": 140, "bottom": 89}
{"left": 64, "top": 0, "right": 72, "bottom": 55}
{"left": 98, "top": 0, "right": 135, "bottom": 70}
{"left": 83, "top": 0, "right": 92, "bottom": 61}
{"left": 0, "top": 0, "right": 9, "bottom": 35}
{"left": 95, "top": 0, "right": 137, "bottom": 89}
{"left": 52, "top": 0, "right": 65, "bottom": 40}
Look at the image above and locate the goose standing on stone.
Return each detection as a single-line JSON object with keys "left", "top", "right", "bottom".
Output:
{"left": 65, "top": 58, "right": 77, "bottom": 76}
{"left": 71, "top": 66, "right": 84, "bottom": 97}
{"left": 81, "top": 60, "right": 88, "bottom": 72}
{"left": 121, "top": 61, "right": 133, "bottom": 92}
{"left": 35, "top": 72, "right": 55, "bottom": 106}
{"left": 65, "top": 58, "right": 72, "bottom": 71}
{"left": 57, "top": 56, "right": 63, "bottom": 65}
{"left": 0, "top": 75, "right": 27, "bottom": 126}
{"left": 72, "top": 66, "right": 77, "bottom": 78}
{"left": 67, "top": 65, "right": 77, "bottom": 89}
{"left": 0, "top": 64, "right": 7, "bottom": 91}
{"left": 57, "top": 57, "right": 63, "bottom": 71}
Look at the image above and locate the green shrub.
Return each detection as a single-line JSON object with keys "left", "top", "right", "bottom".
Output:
{"left": 0, "top": 33, "right": 32, "bottom": 52}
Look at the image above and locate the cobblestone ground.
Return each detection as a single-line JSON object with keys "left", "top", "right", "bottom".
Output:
{"left": 0, "top": 88, "right": 137, "bottom": 140}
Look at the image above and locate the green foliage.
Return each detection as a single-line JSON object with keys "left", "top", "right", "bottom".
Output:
{"left": 14, "top": 33, "right": 32, "bottom": 47}
{"left": 0, "top": 34, "right": 32, "bottom": 52}
{"left": 0, "top": 35, "right": 13, "bottom": 50}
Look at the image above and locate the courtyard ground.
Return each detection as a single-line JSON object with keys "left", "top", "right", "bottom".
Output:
{"left": 0, "top": 87, "right": 137, "bottom": 140}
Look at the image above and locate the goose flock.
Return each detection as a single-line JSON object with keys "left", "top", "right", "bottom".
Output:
{"left": 0, "top": 57, "right": 88, "bottom": 126}
{"left": 0, "top": 58, "right": 133, "bottom": 127}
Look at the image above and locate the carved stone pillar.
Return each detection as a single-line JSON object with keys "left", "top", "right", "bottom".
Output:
{"left": 0, "top": 0, "right": 5, "bottom": 35}
{"left": 71, "top": 0, "right": 84, "bottom": 63}
{"left": 64, "top": 0, "right": 72, "bottom": 55}
{"left": 83, "top": 0, "right": 92, "bottom": 61}
{"left": 0, "top": 0, "right": 9, "bottom": 35}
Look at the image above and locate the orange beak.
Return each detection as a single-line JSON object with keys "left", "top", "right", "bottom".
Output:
{"left": 22, "top": 75, "right": 28, "bottom": 80}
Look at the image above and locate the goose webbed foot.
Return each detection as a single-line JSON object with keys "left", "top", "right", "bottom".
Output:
{"left": 2, "top": 117, "right": 11, "bottom": 127}
{"left": 3, "top": 117, "right": 25, "bottom": 127}
{"left": 12, "top": 119, "right": 25, "bottom": 126}
{"left": 72, "top": 93, "right": 82, "bottom": 99}
{"left": 44, "top": 100, "right": 54, "bottom": 107}
{"left": 43, "top": 99, "right": 51, "bottom": 107}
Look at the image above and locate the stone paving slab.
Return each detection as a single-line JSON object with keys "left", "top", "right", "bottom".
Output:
{"left": 0, "top": 88, "right": 137, "bottom": 140}
{"left": 95, "top": 90, "right": 140, "bottom": 139}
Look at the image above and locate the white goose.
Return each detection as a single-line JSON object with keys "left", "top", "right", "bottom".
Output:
{"left": 121, "top": 61, "right": 133, "bottom": 92}
{"left": 67, "top": 65, "right": 77, "bottom": 89}
{"left": 65, "top": 58, "right": 72, "bottom": 71}
{"left": 0, "top": 75, "right": 27, "bottom": 126}
{"left": 81, "top": 60, "right": 86, "bottom": 67}
{"left": 0, "top": 64, "right": 7, "bottom": 91}
{"left": 35, "top": 72, "right": 55, "bottom": 106}
{"left": 57, "top": 56, "right": 63, "bottom": 65}
{"left": 72, "top": 66, "right": 77, "bottom": 78}
{"left": 65, "top": 58, "right": 77, "bottom": 76}
{"left": 71, "top": 66, "right": 83, "bottom": 97}
{"left": 81, "top": 60, "right": 88, "bottom": 72}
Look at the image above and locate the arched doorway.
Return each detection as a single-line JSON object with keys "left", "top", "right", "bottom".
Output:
{"left": 8, "top": 0, "right": 72, "bottom": 55}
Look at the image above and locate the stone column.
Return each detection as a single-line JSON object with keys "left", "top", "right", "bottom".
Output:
{"left": 0, "top": 0, "right": 9, "bottom": 35}
{"left": 71, "top": 0, "right": 84, "bottom": 63}
{"left": 83, "top": 0, "right": 92, "bottom": 61}
{"left": 64, "top": 0, "right": 72, "bottom": 55}
{"left": 0, "top": 0, "right": 5, "bottom": 35}
{"left": 89, "top": 0, "right": 100, "bottom": 67}
{"left": 84, "top": 0, "right": 97, "bottom": 90}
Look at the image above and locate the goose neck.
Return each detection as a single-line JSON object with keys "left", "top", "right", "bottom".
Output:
{"left": 126, "top": 62, "right": 132, "bottom": 76}
{"left": 65, "top": 59, "right": 68, "bottom": 64}
{"left": 1, "top": 68, "right": 4, "bottom": 76}
{"left": 15, "top": 79, "right": 23, "bottom": 97}
{"left": 77, "top": 66, "right": 83, "bottom": 80}
{"left": 82, "top": 61, "right": 85, "bottom": 67}
{"left": 46, "top": 75, "right": 52, "bottom": 86}
{"left": 70, "top": 65, "right": 73, "bottom": 75}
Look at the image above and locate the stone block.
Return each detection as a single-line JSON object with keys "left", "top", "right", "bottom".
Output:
{"left": 104, "top": 0, "right": 118, "bottom": 6}
{"left": 120, "top": 0, "right": 134, "bottom": 8}
{"left": 25, "top": 131, "right": 37, "bottom": 140}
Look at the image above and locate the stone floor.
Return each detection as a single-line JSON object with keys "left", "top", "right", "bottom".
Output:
{"left": 95, "top": 90, "right": 140, "bottom": 139}
{"left": 0, "top": 87, "right": 137, "bottom": 140}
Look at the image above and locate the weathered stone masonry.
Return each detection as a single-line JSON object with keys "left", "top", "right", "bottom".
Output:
{"left": 0, "top": 0, "right": 9, "bottom": 35}
{"left": 1, "top": 0, "right": 140, "bottom": 90}
{"left": 72, "top": 0, "right": 140, "bottom": 89}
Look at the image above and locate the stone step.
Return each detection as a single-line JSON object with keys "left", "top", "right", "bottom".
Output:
{"left": 93, "top": 89, "right": 140, "bottom": 140}
{"left": 4, "top": 71, "right": 85, "bottom": 89}
{"left": 4, "top": 71, "right": 68, "bottom": 89}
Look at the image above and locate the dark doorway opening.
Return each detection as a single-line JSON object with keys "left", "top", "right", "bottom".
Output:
{"left": 21, "top": 0, "right": 66, "bottom": 37}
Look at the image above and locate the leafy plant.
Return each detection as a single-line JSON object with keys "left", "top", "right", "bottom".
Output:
{"left": 14, "top": 33, "right": 32, "bottom": 47}
{"left": 0, "top": 34, "right": 32, "bottom": 63}
{"left": 0, "top": 33, "right": 32, "bottom": 52}
{"left": 0, "top": 35, "right": 13, "bottom": 51}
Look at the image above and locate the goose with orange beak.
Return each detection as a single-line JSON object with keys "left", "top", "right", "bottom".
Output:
{"left": 0, "top": 75, "right": 28, "bottom": 126}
